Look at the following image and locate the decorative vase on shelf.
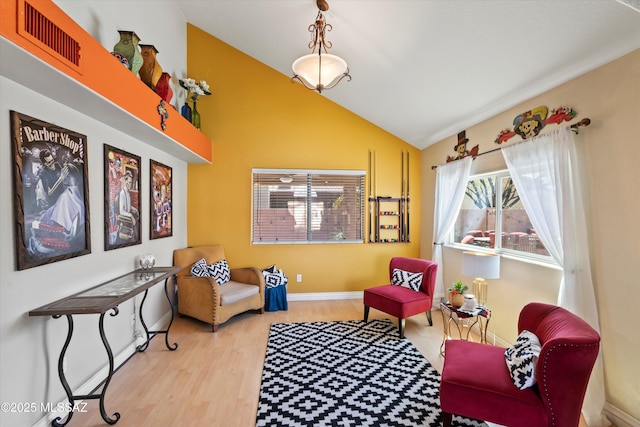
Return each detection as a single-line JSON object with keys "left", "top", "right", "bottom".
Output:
{"left": 191, "top": 100, "right": 201, "bottom": 130}
{"left": 156, "top": 72, "right": 173, "bottom": 104}
{"left": 113, "top": 30, "right": 143, "bottom": 76}
{"left": 139, "top": 44, "right": 162, "bottom": 89}
{"left": 181, "top": 103, "right": 192, "bottom": 122}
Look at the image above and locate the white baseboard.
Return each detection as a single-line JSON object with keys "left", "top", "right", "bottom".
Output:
{"left": 604, "top": 402, "right": 640, "bottom": 427}
{"left": 483, "top": 403, "right": 639, "bottom": 427}
{"left": 32, "top": 312, "right": 172, "bottom": 427}
{"left": 473, "top": 321, "right": 511, "bottom": 348}
{"left": 287, "top": 291, "right": 363, "bottom": 301}
{"left": 287, "top": 293, "right": 506, "bottom": 347}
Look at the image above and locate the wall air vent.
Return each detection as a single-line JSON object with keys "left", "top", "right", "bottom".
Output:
{"left": 18, "top": 0, "right": 81, "bottom": 71}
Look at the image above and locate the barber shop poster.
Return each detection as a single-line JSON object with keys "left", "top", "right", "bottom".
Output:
{"left": 104, "top": 144, "right": 141, "bottom": 251}
{"left": 10, "top": 111, "right": 91, "bottom": 270}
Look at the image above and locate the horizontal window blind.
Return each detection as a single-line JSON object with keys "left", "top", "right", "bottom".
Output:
{"left": 252, "top": 169, "right": 365, "bottom": 244}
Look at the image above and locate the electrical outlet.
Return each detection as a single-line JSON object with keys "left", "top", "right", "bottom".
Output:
{"left": 296, "top": 274, "right": 302, "bottom": 283}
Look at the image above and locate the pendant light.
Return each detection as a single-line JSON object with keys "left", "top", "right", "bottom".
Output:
{"left": 291, "top": 0, "right": 351, "bottom": 93}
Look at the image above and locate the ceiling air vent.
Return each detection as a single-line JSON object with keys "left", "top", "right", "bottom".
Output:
{"left": 18, "top": 1, "right": 81, "bottom": 70}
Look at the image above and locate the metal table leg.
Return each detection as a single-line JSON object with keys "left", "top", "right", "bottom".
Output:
{"left": 96, "top": 309, "right": 120, "bottom": 424}
{"left": 51, "top": 315, "right": 74, "bottom": 427}
{"left": 136, "top": 276, "right": 178, "bottom": 352}
{"left": 51, "top": 309, "right": 120, "bottom": 426}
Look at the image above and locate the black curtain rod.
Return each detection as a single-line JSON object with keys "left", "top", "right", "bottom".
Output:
{"left": 430, "top": 118, "right": 591, "bottom": 170}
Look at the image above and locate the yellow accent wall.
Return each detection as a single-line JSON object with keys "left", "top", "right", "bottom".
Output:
{"left": 185, "top": 24, "right": 421, "bottom": 293}
{"left": 420, "top": 49, "right": 640, "bottom": 422}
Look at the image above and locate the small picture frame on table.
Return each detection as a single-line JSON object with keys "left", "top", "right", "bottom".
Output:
{"left": 104, "top": 144, "right": 141, "bottom": 250}
{"left": 150, "top": 159, "right": 172, "bottom": 239}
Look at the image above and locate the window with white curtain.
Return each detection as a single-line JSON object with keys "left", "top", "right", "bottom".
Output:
{"left": 450, "top": 170, "right": 551, "bottom": 260}
{"left": 252, "top": 169, "right": 365, "bottom": 244}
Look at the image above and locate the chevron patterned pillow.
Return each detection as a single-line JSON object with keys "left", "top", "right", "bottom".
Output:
{"left": 208, "top": 259, "right": 231, "bottom": 285}
{"left": 504, "top": 330, "right": 541, "bottom": 390}
{"left": 391, "top": 268, "right": 423, "bottom": 292}
{"left": 190, "top": 258, "right": 210, "bottom": 277}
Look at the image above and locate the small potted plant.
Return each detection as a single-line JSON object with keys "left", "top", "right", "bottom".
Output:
{"left": 448, "top": 281, "right": 468, "bottom": 307}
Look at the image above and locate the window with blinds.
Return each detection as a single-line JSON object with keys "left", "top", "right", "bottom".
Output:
{"left": 252, "top": 169, "right": 365, "bottom": 244}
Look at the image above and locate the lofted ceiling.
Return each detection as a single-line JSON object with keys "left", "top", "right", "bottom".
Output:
{"left": 176, "top": 0, "right": 640, "bottom": 150}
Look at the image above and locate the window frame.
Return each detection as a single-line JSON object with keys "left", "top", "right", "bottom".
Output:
{"left": 447, "top": 169, "right": 559, "bottom": 267}
{"left": 252, "top": 168, "right": 365, "bottom": 245}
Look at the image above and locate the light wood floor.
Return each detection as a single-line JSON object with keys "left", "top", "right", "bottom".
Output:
{"left": 60, "top": 299, "right": 589, "bottom": 427}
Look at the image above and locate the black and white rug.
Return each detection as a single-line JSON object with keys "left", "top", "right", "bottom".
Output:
{"left": 255, "top": 319, "right": 487, "bottom": 427}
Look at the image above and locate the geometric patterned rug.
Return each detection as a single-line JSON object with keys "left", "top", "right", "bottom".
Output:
{"left": 255, "top": 319, "right": 487, "bottom": 426}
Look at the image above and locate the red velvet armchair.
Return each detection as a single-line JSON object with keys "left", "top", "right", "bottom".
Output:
{"left": 363, "top": 257, "right": 438, "bottom": 338}
{"left": 440, "top": 302, "right": 600, "bottom": 427}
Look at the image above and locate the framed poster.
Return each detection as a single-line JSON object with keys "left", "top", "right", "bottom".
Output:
{"left": 104, "top": 144, "right": 141, "bottom": 250}
{"left": 150, "top": 160, "right": 173, "bottom": 239}
{"left": 10, "top": 111, "right": 91, "bottom": 270}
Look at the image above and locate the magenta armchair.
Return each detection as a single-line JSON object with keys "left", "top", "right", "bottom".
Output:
{"left": 363, "top": 257, "right": 438, "bottom": 338}
{"left": 440, "top": 302, "right": 600, "bottom": 427}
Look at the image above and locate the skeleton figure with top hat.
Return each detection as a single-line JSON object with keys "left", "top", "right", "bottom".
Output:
{"left": 446, "top": 130, "right": 479, "bottom": 163}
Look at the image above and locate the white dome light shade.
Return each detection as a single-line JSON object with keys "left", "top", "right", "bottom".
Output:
{"left": 292, "top": 53, "right": 349, "bottom": 92}
{"left": 462, "top": 252, "right": 500, "bottom": 279}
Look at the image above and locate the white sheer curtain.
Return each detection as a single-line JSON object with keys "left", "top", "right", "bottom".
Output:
{"left": 502, "top": 126, "right": 607, "bottom": 427}
{"left": 432, "top": 157, "right": 473, "bottom": 299}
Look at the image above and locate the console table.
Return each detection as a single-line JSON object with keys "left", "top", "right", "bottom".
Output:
{"left": 29, "top": 266, "right": 181, "bottom": 426}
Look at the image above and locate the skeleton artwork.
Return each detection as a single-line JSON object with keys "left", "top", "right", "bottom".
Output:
{"left": 515, "top": 116, "right": 545, "bottom": 139}
{"left": 494, "top": 105, "right": 577, "bottom": 145}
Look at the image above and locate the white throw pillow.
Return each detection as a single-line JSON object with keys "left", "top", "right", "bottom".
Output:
{"left": 264, "top": 271, "right": 287, "bottom": 288}
{"left": 391, "top": 268, "right": 423, "bottom": 292}
{"left": 504, "top": 330, "right": 542, "bottom": 390}
{"left": 262, "top": 264, "right": 288, "bottom": 288}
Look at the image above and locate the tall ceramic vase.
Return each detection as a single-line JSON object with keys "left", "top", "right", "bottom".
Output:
{"left": 139, "top": 44, "right": 162, "bottom": 89}
{"left": 113, "top": 30, "right": 143, "bottom": 76}
{"left": 191, "top": 100, "right": 201, "bottom": 130}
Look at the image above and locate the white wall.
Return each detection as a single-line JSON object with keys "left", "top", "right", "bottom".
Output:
{"left": 0, "top": 2, "right": 189, "bottom": 426}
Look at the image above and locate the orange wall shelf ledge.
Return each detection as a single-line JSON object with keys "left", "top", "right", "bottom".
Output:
{"left": 0, "top": 0, "right": 212, "bottom": 164}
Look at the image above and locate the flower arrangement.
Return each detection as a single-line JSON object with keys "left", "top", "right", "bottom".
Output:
{"left": 179, "top": 78, "right": 211, "bottom": 102}
{"left": 448, "top": 281, "right": 468, "bottom": 295}
{"left": 448, "top": 280, "right": 468, "bottom": 307}
{"left": 179, "top": 78, "right": 211, "bottom": 130}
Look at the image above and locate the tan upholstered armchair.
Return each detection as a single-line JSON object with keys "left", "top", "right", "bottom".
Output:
{"left": 173, "top": 245, "right": 265, "bottom": 332}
